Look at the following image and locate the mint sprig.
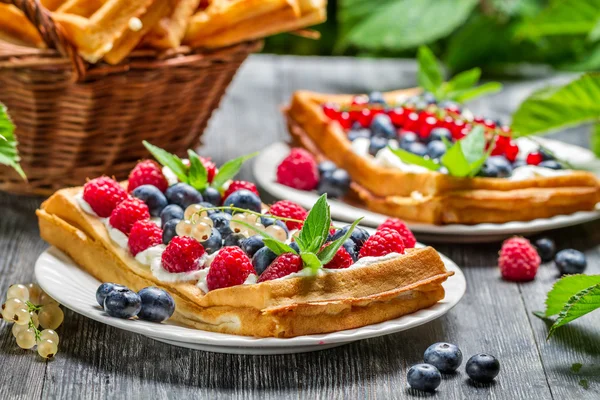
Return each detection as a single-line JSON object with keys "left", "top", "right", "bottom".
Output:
{"left": 0, "top": 104, "right": 26, "bottom": 180}
{"left": 388, "top": 146, "right": 440, "bottom": 172}
{"left": 211, "top": 153, "right": 259, "bottom": 190}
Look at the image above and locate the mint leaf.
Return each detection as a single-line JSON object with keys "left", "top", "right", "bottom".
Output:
{"left": 211, "top": 152, "right": 258, "bottom": 190}
{"left": 417, "top": 46, "right": 443, "bottom": 96}
{"left": 440, "top": 126, "right": 490, "bottom": 178}
{"left": 298, "top": 194, "right": 330, "bottom": 254}
{"left": 187, "top": 150, "right": 208, "bottom": 191}
{"left": 388, "top": 146, "right": 440, "bottom": 171}
{"left": 300, "top": 252, "right": 322, "bottom": 272}
{"left": 452, "top": 82, "right": 502, "bottom": 103}
{"left": 233, "top": 220, "right": 297, "bottom": 255}
{"left": 143, "top": 141, "right": 188, "bottom": 184}
{"left": 460, "top": 125, "right": 486, "bottom": 164}
{"left": 0, "top": 105, "right": 25, "bottom": 180}
{"left": 318, "top": 218, "right": 363, "bottom": 265}
{"left": 592, "top": 123, "right": 600, "bottom": 158}
{"left": 543, "top": 274, "right": 600, "bottom": 316}
{"left": 444, "top": 67, "right": 480, "bottom": 93}
{"left": 548, "top": 283, "right": 600, "bottom": 338}
{"left": 440, "top": 142, "right": 471, "bottom": 177}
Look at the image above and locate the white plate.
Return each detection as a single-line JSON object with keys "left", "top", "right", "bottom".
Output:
{"left": 35, "top": 244, "right": 465, "bottom": 355}
{"left": 254, "top": 142, "right": 600, "bottom": 243}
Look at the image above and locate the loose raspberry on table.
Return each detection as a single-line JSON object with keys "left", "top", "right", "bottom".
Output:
{"left": 323, "top": 245, "right": 353, "bottom": 270}
{"left": 109, "top": 197, "right": 150, "bottom": 235}
{"left": 161, "top": 236, "right": 206, "bottom": 273}
{"left": 200, "top": 156, "right": 217, "bottom": 183}
{"left": 359, "top": 228, "right": 405, "bottom": 258}
{"left": 258, "top": 253, "right": 303, "bottom": 282}
{"left": 498, "top": 237, "right": 540, "bottom": 282}
{"left": 268, "top": 200, "right": 308, "bottom": 230}
{"left": 276, "top": 148, "right": 319, "bottom": 191}
{"left": 128, "top": 160, "right": 169, "bottom": 193}
{"left": 377, "top": 218, "right": 416, "bottom": 248}
{"left": 206, "top": 246, "right": 255, "bottom": 290}
{"left": 223, "top": 180, "right": 259, "bottom": 200}
{"left": 83, "top": 176, "right": 129, "bottom": 218}
{"left": 128, "top": 220, "right": 163, "bottom": 256}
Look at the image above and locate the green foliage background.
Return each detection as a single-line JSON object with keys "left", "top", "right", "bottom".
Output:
{"left": 263, "top": 0, "right": 600, "bottom": 75}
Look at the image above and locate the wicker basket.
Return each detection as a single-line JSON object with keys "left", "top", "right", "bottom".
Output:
{"left": 0, "top": 0, "right": 262, "bottom": 195}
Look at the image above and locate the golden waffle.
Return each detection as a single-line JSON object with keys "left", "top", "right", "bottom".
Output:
{"left": 0, "top": 4, "right": 45, "bottom": 48}
{"left": 144, "top": 0, "right": 201, "bottom": 49}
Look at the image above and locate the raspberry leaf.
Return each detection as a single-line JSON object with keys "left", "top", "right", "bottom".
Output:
{"left": 300, "top": 252, "right": 322, "bottom": 272}
{"left": 143, "top": 141, "right": 188, "bottom": 184}
{"left": 0, "top": 105, "right": 25, "bottom": 180}
{"left": 297, "top": 194, "right": 330, "bottom": 253}
{"left": 548, "top": 283, "right": 600, "bottom": 339}
{"left": 541, "top": 274, "right": 600, "bottom": 317}
{"left": 187, "top": 149, "right": 208, "bottom": 191}
{"left": 388, "top": 146, "right": 440, "bottom": 171}
{"left": 318, "top": 218, "right": 363, "bottom": 265}
{"left": 211, "top": 152, "right": 258, "bottom": 190}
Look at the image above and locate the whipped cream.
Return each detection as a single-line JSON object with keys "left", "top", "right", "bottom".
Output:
{"left": 162, "top": 166, "right": 179, "bottom": 186}
{"left": 75, "top": 193, "right": 98, "bottom": 217}
{"left": 134, "top": 244, "right": 166, "bottom": 266}
{"left": 150, "top": 254, "right": 208, "bottom": 283}
{"left": 106, "top": 222, "right": 129, "bottom": 249}
{"left": 508, "top": 165, "right": 571, "bottom": 181}
{"left": 351, "top": 137, "right": 370, "bottom": 157}
{"left": 374, "top": 147, "right": 430, "bottom": 174}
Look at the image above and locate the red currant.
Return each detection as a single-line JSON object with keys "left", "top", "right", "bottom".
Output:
{"left": 444, "top": 104, "right": 461, "bottom": 114}
{"left": 449, "top": 119, "right": 466, "bottom": 140}
{"left": 357, "top": 108, "right": 373, "bottom": 128}
{"left": 419, "top": 116, "right": 438, "bottom": 139}
{"left": 322, "top": 103, "right": 340, "bottom": 120}
{"left": 483, "top": 119, "right": 497, "bottom": 129}
{"left": 474, "top": 116, "right": 485, "bottom": 124}
{"left": 403, "top": 112, "right": 420, "bottom": 132}
{"left": 337, "top": 111, "right": 352, "bottom": 130}
{"left": 352, "top": 95, "right": 369, "bottom": 106}
{"left": 526, "top": 152, "right": 543, "bottom": 165}
{"left": 387, "top": 107, "right": 406, "bottom": 127}
{"left": 501, "top": 125, "right": 512, "bottom": 135}
{"left": 505, "top": 142, "right": 519, "bottom": 162}
{"left": 491, "top": 135, "right": 510, "bottom": 156}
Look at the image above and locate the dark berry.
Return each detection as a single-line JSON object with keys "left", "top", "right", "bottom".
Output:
{"left": 479, "top": 162, "right": 499, "bottom": 178}
{"left": 539, "top": 148, "right": 555, "bottom": 161}
{"left": 103, "top": 289, "right": 142, "bottom": 319}
{"left": 370, "top": 114, "right": 396, "bottom": 139}
{"left": 407, "top": 364, "right": 441, "bottom": 392}
{"left": 200, "top": 229, "right": 222, "bottom": 255}
{"left": 201, "top": 187, "right": 222, "bottom": 206}
{"left": 427, "top": 140, "right": 446, "bottom": 159}
{"left": 399, "top": 131, "right": 418, "bottom": 149}
{"left": 331, "top": 225, "right": 370, "bottom": 250}
{"left": 429, "top": 127, "right": 452, "bottom": 143}
{"left": 348, "top": 128, "right": 371, "bottom": 142}
{"left": 369, "top": 136, "right": 388, "bottom": 156}
{"left": 534, "top": 237, "right": 556, "bottom": 262}
{"left": 160, "top": 204, "right": 184, "bottom": 227}
{"left": 241, "top": 235, "right": 265, "bottom": 258}
{"left": 465, "top": 354, "right": 500, "bottom": 383}
{"left": 342, "top": 239, "right": 358, "bottom": 262}
{"left": 210, "top": 212, "right": 233, "bottom": 238}
{"left": 424, "top": 342, "right": 463, "bottom": 373}
{"left": 252, "top": 246, "right": 277, "bottom": 275}
{"left": 162, "top": 218, "right": 180, "bottom": 244}
{"left": 224, "top": 233, "right": 246, "bottom": 247}
{"left": 512, "top": 160, "right": 527, "bottom": 169}
{"left": 318, "top": 160, "right": 337, "bottom": 178}
{"left": 422, "top": 92, "right": 437, "bottom": 104}
{"left": 165, "top": 183, "right": 203, "bottom": 209}
{"left": 260, "top": 216, "right": 289, "bottom": 235}
{"left": 137, "top": 287, "right": 175, "bottom": 323}
{"left": 406, "top": 142, "right": 428, "bottom": 157}
{"left": 222, "top": 189, "right": 262, "bottom": 213}
{"left": 132, "top": 184, "right": 168, "bottom": 217}
{"left": 487, "top": 156, "right": 513, "bottom": 178}
{"left": 96, "top": 283, "right": 127, "bottom": 308}
{"left": 368, "top": 91, "right": 386, "bottom": 105}
{"left": 317, "top": 169, "right": 351, "bottom": 199}
{"left": 555, "top": 249, "right": 587, "bottom": 274}
{"left": 539, "top": 160, "right": 563, "bottom": 170}
{"left": 289, "top": 242, "right": 300, "bottom": 253}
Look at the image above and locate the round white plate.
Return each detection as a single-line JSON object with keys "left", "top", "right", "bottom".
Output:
{"left": 254, "top": 142, "right": 600, "bottom": 243}
{"left": 35, "top": 244, "right": 465, "bottom": 355}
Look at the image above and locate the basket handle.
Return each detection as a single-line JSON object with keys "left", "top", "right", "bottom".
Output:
{"left": 2, "top": 0, "right": 86, "bottom": 79}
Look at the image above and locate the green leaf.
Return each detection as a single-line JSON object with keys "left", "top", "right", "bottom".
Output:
{"left": 298, "top": 194, "right": 330, "bottom": 254}
{"left": 301, "top": 252, "right": 323, "bottom": 272}
{"left": 318, "top": 218, "right": 363, "bottom": 265}
{"left": 440, "top": 142, "right": 472, "bottom": 177}
{"left": 444, "top": 67, "right": 481, "bottom": 93}
{"left": 143, "top": 141, "right": 188, "bottom": 184}
{"left": 0, "top": 104, "right": 25, "bottom": 180}
{"left": 211, "top": 152, "right": 258, "bottom": 190}
{"left": 440, "top": 126, "right": 490, "bottom": 178}
{"left": 459, "top": 125, "right": 486, "bottom": 164}
{"left": 234, "top": 220, "right": 297, "bottom": 255}
{"left": 187, "top": 149, "right": 208, "bottom": 191}
{"left": 451, "top": 82, "right": 503, "bottom": 103}
{"left": 548, "top": 283, "right": 600, "bottom": 338}
{"left": 517, "top": 0, "right": 600, "bottom": 39}
{"left": 417, "top": 46, "right": 444, "bottom": 95}
{"left": 588, "top": 17, "right": 600, "bottom": 41}
{"left": 388, "top": 146, "right": 440, "bottom": 171}
{"left": 511, "top": 73, "right": 600, "bottom": 137}
{"left": 592, "top": 123, "right": 600, "bottom": 158}
{"left": 543, "top": 274, "right": 600, "bottom": 316}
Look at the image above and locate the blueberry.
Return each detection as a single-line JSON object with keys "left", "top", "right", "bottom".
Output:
{"left": 369, "top": 136, "right": 388, "bottom": 156}
{"left": 289, "top": 242, "right": 300, "bottom": 253}
{"left": 438, "top": 100, "right": 460, "bottom": 111}
{"left": 241, "top": 235, "right": 265, "bottom": 258}
{"left": 137, "top": 287, "right": 175, "bottom": 323}
{"left": 479, "top": 162, "right": 499, "bottom": 177}
{"left": 368, "top": 91, "right": 386, "bottom": 105}
{"left": 422, "top": 91, "right": 437, "bottom": 105}
{"left": 427, "top": 140, "right": 446, "bottom": 159}
{"left": 210, "top": 212, "right": 233, "bottom": 238}
{"left": 539, "top": 160, "right": 563, "bottom": 170}
{"left": 342, "top": 239, "right": 358, "bottom": 261}
{"left": 406, "top": 142, "right": 428, "bottom": 157}
{"left": 201, "top": 187, "right": 222, "bottom": 206}
{"left": 162, "top": 218, "right": 180, "bottom": 244}
{"left": 224, "top": 233, "right": 246, "bottom": 247}
{"left": 198, "top": 202, "right": 218, "bottom": 215}
{"left": 200, "top": 229, "right": 222, "bottom": 255}
{"left": 348, "top": 128, "right": 371, "bottom": 142}
{"left": 465, "top": 354, "right": 500, "bottom": 383}
{"left": 429, "top": 127, "right": 452, "bottom": 143}
{"left": 260, "top": 216, "right": 289, "bottom": 232}
{"left": 132, "top": 184, "right": 168, "bottom": 217}
{"left": 252, "top": 246, "right": 277, "bottom": 275}
{"left": 103, "top": 289, "right": 142, "bottom": 319}
{"left": 222, "top": 189, "right": 262, "bottom": 213}
{"left": 555, "top": 249, "right": 587, "bottom": 274}
{"left": 424, "top": 342, "right": 463, "bottom": 373}
{"left": 400, "top": 131, "right": 418, "bottom": 149}
{"left": 534, "top": 237, "right": 556, "bottom": 262}
{"left": 370, "top": 114, "right": 396, "bottom": 139}
{"left": 539, "top": 148, "right": 555, "bottom": 161}
{"left": 96, "top": 283, "right": 127, "bottom": 308}
{"left": 331, "top": 225, "right": 370, "bottom": 250}
{"left": 165, "top": 183, "right": 203, "bottom": 209}
{"left": 160, "top": 204, "right": 184, "bottom": 227}
{"left": 486, "top": 156, "right": 513, "bottom": 178}
{"left": 512, "top": 160, "right": 527, "bottom": 169}
{"left": 318, "top": 160, "right": 337, "bottom": 178}
{"left": 317, "top": 169, "right": 351, "bottom": 199}
{"left": 407, "top": 364, "right": 441, "bottom": 392}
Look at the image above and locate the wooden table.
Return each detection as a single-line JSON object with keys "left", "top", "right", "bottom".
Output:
{"left": 1, "top": 55, "right": 599, "bottom": 399}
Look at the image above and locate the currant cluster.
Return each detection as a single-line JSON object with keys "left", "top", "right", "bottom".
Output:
{"left": 1, "top": 283, "right": 63, "bottom": 359}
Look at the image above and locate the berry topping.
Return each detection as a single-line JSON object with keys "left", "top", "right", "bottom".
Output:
{"left": 317, "top": 168, "right": 351, "bottom": 199}
{"left": 222, "top": 189, "right": 262, "bottom": 213}
{"left": 160, "top": 204, "right": 184, "bottom": 227}
{"left": 199, "top": 229, "right": 222, "bottom": 255}
{"left": 258, "top": 253, "right": 303, "bottom": 282}
{"left": 465, "top": 354, "right": 500, "bottom": 383}
{"left": 223, "top": 180, "right": 259, "bottom": 200}
{"left": 498, "top": 237, "right": 540, "bottom": 281}
{"left": 137, "top": 287, "right": 175, "bottom": 323}
{"left": 252, "top": 247, "right": 277, "bottom": 275}
{"left": 276, "top": 148, "right": 319, "bottom": 191}
{"left": 161, "top": 236, "right": 206, "bottom": 273}
{"left": 201, "top": 187, "right": 222, "bottom": 206}
{"left": 82, "top": 177, "right": 129, "bottom": 218}
{"left": 127, "top": 160, "right": 168, "bottom": 193}
{"left": 359, "top": 228, "right": 405, "bottom": 258}
{"left": 165, "top": 183, "right": 203, "bottom": 210}
{"left": 199, "top": 156, "right": 217, "bottom": 183}
{"left": 162, "top": 219, "right": 180, "bottom": 245}
{"left": 323, "top": 245, "right": 353, "bottom": 270}
{"left": 268, "top": 200, "right": 308, "bottom": 230}
{"left": 526, "top": 152, "right": 543, "bottom": 166}
{"left": 108, "top": 198, "right": 150, "bottom": 235}
{"left": 206, "top": 247, "right": 255, "bottom": 291}
{"left": 128, "top": 220, "right": 163, "bottom": 256}
{"left": 555, "top": 249, "right": 587, "bottom": 274}
{"left": 377, "top": 218, "right": 416, "bottom": 248}
{"left": 131, "top": 184, "right": 168, "bottom": 217}
{"left": 241, "top": 235, "right": 265, "bottom": 258}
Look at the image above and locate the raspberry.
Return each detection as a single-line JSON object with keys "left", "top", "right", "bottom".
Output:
{"left": 258, "top": 253, "right": 303, "bottom": 282}
{"left": 200, "top": 156, "right": 217, "bottom": 183}
{"left": 128, "top": 160, "right": 169, "bottom": 193}
{"left": 526, "top": 152, "right": 543, "bottom": 166}
{"left": 82, "top": 177, "right": 129, "bottom": 218}
{"left": 161, "top": 236, "right": 206, "bottom": 273}
{"left": 323, "top": 245, "right": 353, "bottom": 270}
{"left": 276, "top": 148, "right": 319, "bottom": 191}
{"left": 128, "top": 220, "right": 163, "bottom": 256}
{"left": 377, "top": 218, "right": 416, "bottom": 248}
{"left": 108, "top": 198, "right": 150, "bottom": 235}
{"left": 206, "top": 246, "right": 255, "bottom": 290}
{"left": 359, "top": 228, "right": 405, "bottom": 258}
{"left": 223, "top": 180, "right": 259, "bottom": 200}
{"left": 268, "top": 200, "right": 307, "bottom": 230}
{"left": 498, "top": 237, "right": 540, "bottom": 281}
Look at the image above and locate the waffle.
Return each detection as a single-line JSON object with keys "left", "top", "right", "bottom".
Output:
{"left": 0, "top": 4, "right": 45, "bottom": 48}
{"left": 36, "top": 186, "right": 452, "bottom": 338}
{"left": 144, "top": 0, "right": 202, "bottom": 49}
{"left": 286, "top": 89, "right": 600, "bottom": 225}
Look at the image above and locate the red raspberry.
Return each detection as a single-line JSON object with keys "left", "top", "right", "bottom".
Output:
{"left": 359, "top": 228, "right": 405, "bottom": 258}
{"left": 128, "top": 220, "right": 163, "bottom": 256}
{"left": 276, "top": 148, "right": 319, "bottom": 191}
{"left": 206, "top": 246, "right": 255, "bottom": 290}
{"left": 268, "top": 200, "right": 308, "bottom": 230}
{"left": 108, "top": 198, "right": 150, "bottom": 235}
{"left": 526, "top": 152, "right": 543, "bottom": 166}
{"left": 323, "top": 245, "right": 353, "bottom": 270}
{"left": 161, "top": 236, "right": 206, "bottom": 273}
{"left": 128, "top": 160, "right": 169, "bottom": 193}
{"left": 498, "top": 237, "right": 540, "bottom": 281}
{"left": 82, "top": 177, "right": 128, "bottom": 218}
{"left": 200, "top": 156, "right": 217, "bottom": 183}
{"left": 377, "top": 218, "right": 416, "bottom": 248}
{"left": 258, "top": 253, "right": 303, "bottom": 282}
{"left": 223, "top": 180, "right": 259, "bottom": 199}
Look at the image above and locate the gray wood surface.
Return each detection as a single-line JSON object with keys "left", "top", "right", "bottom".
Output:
{"left": 1, "top": 55, "right": 599, "bottom": 399}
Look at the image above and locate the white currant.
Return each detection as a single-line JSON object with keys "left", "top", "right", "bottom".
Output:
{"left": 16, "top": 329, "right": 37, "bottom": 349}
{"left": 39, "top": 304, "right": 64, "bottom": 330}
{"left": 39, "top": 329, "right": 60, "bottom": 345}
{"left": 37, "top": 339, "right": 58, "bottom": 359}
{"left": 175, "top": 220, "right": 194, "bottom": 237}
{"left": 7, "top": 284, "right": 29, "bottom": 302}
